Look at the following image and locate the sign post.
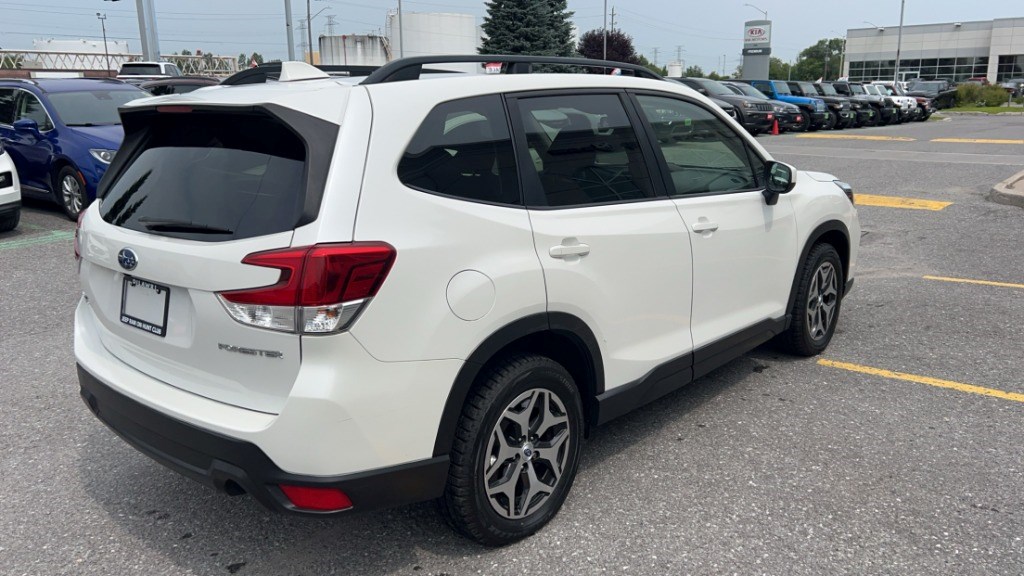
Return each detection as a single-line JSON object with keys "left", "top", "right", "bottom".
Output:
{"left": 741, "top": 20, "right": 772, "bottom": 80}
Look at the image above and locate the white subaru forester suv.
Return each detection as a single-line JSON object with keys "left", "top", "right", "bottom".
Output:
{"left": 75, "top": 56, "right": 859, "bottom": 546}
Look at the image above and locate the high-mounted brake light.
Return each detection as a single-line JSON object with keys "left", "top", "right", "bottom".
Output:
{"left": 218, "top": 242, "right": 396, "bottom": 334}
{"left": 156, "top": 105, "right": 193, "bottom": 114}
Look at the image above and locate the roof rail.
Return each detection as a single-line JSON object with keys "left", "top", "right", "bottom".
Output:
{"left": 222, "top": 62, "right": 381, "bottom": 86}
{"left": 360, "top": 55, "right": 662, "bottom": 84}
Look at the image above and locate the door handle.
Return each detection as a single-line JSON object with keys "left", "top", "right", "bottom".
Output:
{"left": 549, "top": 242, "right": 591, "bottom": 259}
{"left": 691, "top": 220, "right": 719, "bottom": 233}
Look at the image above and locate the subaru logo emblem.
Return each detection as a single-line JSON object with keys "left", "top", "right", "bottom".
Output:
{"left": 117, "top": 248, "right": 138, "bottom": 271}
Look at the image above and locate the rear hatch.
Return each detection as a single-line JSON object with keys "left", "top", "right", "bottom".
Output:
{"left": 79, "top": 102, "right": 341, "bottom": 414}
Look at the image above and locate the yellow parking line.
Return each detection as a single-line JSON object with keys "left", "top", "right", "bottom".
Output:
{"left": 854, "top": 194, "right": 952, "bottom": 210}
{"left": 931, "top": 138, "right": 1024, "bottom": 145}
{"left": 819, "top": 359, "right": 1024, "bottom": 404}
{"left": 796, "top": 134, "right": 916, "bottom": 142}
{"left": 923, "top": 275, "right": 1024, "bottom": 290}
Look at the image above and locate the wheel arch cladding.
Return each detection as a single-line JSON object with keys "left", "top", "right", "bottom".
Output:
{"left": 431, "top": 312, "right": 604, "bottom": 457}
{"left": 788, "top": 220, "right": 850, "bottom": 316}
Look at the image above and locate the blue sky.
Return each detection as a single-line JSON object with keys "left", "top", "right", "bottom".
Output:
{"left": 0, "top": 0, "right": 1021, "bottom": 72}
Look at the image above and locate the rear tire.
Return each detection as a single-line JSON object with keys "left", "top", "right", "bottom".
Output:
{"left": 440, "top": 355, "right": 584, "bottom": 546}
{"left": 780, "top": 243, "right": 845, "bottom": 356}
{"left": 0, "top": 207, "right": 19, "bottom": 232}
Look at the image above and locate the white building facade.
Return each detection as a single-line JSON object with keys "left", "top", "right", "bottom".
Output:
{"left": 844, "top": 17, "right": 1024, "bottom": 83}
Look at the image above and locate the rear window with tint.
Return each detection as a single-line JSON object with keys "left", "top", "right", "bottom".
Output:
{"left": 120, "top": 64, "right": 161, "bottom": 75}
{"left": 101, "top": 112, "right": 307, "bottom": 242}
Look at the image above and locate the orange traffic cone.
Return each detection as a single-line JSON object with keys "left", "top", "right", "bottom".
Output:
{"left": 771, "top": 118, "right": 780, "bottom": 135}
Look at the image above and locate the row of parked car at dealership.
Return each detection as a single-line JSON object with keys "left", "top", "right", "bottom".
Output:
{"left": 669, "top": 77, "right": 940, "bottom": 136}
{"left": 0, "top": 61, "right": 944, "bottom": 232}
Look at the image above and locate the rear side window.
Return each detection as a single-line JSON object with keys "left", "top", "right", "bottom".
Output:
{"left": 101, "top": 111, "right": 308, "bottom": 242}
{"left": 398, "top": 95, "right": 520, "bottom": 205}
{"left": 0, "top": 88, "right": 15, "bottom": 124}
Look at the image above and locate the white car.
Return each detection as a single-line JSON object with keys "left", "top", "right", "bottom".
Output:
{"left": 75, "top": 57, "right": 859, "bottom": 545}
{"left": 870, "top": 81, "right": 919, "bottom": 121}
{"left": 116, "top": 61, "right": 183, "bottom": 84}
{"left": 0, "top": 142, "right": 20, "bottom": 232}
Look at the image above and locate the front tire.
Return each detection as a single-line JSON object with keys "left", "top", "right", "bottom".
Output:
{"left": 780, "top": 244, "right": 845, "bottom": 356}
{"left": 0, "top": 207, "right": 19, "bottom": 232}
{"left": 55, "top": 166, "right": 88, "bottom": 221}
{"left": 441, "top": 355, "right": 584, "bottom": 546}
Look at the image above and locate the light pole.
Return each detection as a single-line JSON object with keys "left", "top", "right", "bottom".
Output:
{"left": 894, "top": 0, "right": 905, "bottom": 82}
{"left": 306, "top": 0, "right": 314, "bottom": 63}
{"left": 105, "top": 0, "right": 160, "bottom": 62}
{"left": 398, "top": 0, "right": 404, "bottom": 58}
{"left": 743, "top": 3, "right": 767, "bottom": 20}
{"left": 862, "top": 20, "right": 882, "bottom": 29}
{"left": 96, "top": 12, "right": 111, "bottom": 76}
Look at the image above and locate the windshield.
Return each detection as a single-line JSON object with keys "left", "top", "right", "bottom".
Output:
{"left": 850, "top": 84, "right": 866, "bottom": 95}
{"left": 818, "top": 83, "right": 838, "bottom": 96}
{"left": 773, "top": 82, "right": 791, "bottom": 95}
{"left": 732, "top": 83, "right": 768, "bottom": 98}
{"left": 862, "top": 85, "right": 879, "bottom": 96}
{"left": 796, "top": 82, "right": 818, "bottom": 96}
{"left": 48, "top": 89, "right": 149, "bottom": 126}
{"left": 878, "top": 85, "right": 897, "bottom": 96}
{"left": 120, "top": 64, "right": 161, "bottom": 76}
{"left": 696, "top": 79, "right": 734, "bottom": 97}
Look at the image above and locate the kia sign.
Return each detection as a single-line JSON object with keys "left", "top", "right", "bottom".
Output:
{"left": 744, "top": 22, "right": 771, "bottom": 48}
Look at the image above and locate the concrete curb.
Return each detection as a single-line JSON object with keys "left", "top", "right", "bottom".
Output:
{"left": 991, "top": 169, "right": 1024, "bottom": 208}
{"left": 940, "top": 110, "right": 1024, "bottom": 116}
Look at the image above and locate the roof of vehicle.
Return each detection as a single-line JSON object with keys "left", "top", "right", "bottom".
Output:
{"left": 0, "top": 77, "right": 143, "bottom": 94}
{"left": 122, "top": 61, "right": 175, "bottom": 66}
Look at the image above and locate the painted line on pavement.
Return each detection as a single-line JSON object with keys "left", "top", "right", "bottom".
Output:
{"left": 923, "top": 275, "right": 1024, "bottom": 290}
{"left": 0, "top": 230, "right": 75, "bottom": 251}
{"left": 854, "top": 194, "right": 952, "bottom": 211}
{"left": 931, "top": 138, "right": 1024, "bottom": 145}
{"left": 796, "top": 134, "right": 916, "bottom": 142}
{"left": 819, "top": 359, "right": 1024, "bottom": 404}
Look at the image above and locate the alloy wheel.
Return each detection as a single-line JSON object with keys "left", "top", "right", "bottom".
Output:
{"left": 806, "top": 261, "right": 839, "bottom": 342}
{"left": 484, "top": 388, "right": 571, "bottom": 520}
{"left": 62, "top": 174, "right": 83, "bottom": 216}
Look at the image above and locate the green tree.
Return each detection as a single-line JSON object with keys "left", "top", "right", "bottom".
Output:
{"left": 793, "top": 38, "right": 844, "bottom": 81}
{"left": 480, "top": 0, "right": 575, "bottom": 56}
{"left": 237, "top": 52, "right": 247, "bottom": 69}
{"left": 706, "top": 71, "right": 723, "bottom": 80}
{"left": 768, "top": 57, "right": 791, "bottom": 80}
{"left": 637, "top": 55, "right": 667, "bottom": 76}
{"left": 577, "top": 28, "right": 639, "bottom": 64}
{"left": 684, "top": 64, "right": 704, "bottom": 78}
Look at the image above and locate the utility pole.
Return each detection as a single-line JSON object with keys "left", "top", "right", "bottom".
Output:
{"left": 284, "top": 0, "right": 295, "bottom": 61}
{"left": 676, "top": 45, "right": 683, "bottom": 63}
{"left": 106, "top": 0, "right": 161, "bottom": 61}
{"left": 297, "top": 19, "right": 308, "bottom": 58}
{"left": 326, "top": 15, "right": 337, "bottom": 36}
{"left": 306, "top": 0, "right": 314, "bottom": 64}
{"left": 610, "top": 6, "right": 616, "bottom": 31}
{"left": 652, "top": 47, "right": 658, "bottom": 65}
{"left": 398, "top": 0, "right": 404, "bottom": 58}
{"left": 894, "top": 0, "right": 905, "bottom": 82}
{"left": 602, "top": 0, "right": 607, "bottom": 60}
{"left": 96, "top": 13, "right": 111, "bottom": 76}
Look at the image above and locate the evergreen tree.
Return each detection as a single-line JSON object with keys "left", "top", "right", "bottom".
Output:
{"left": 480, "top": 0, "right": 575, "bottom": 56}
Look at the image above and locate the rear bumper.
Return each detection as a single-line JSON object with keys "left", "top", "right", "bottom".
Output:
{"left": 79, "top": 364, "right": 449, "bottom": 514}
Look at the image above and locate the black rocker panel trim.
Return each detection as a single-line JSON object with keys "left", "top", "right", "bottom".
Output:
{"left": 79, "top": 365, "right": 449, "bottom": 515}
{"left": 594, "top": 317, "right": 786, "bottom": 426}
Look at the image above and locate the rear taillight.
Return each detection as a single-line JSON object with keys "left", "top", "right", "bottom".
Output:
{"left": 218, "top": 242, "right": 395, "bottom": 334}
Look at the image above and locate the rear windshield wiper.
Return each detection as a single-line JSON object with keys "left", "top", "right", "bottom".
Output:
{"left": 138, "top": 217, "right": 233, "bottom": 234}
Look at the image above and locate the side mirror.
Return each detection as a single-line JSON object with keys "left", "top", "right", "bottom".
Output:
{"left": 763, "top": 161, "right": 796, "bottom": 205}
{"left": 13, "top": 118, "right": 40, "bottom": 135}
{"left": 698, "top": 88, "right": 708, "bottom": 95}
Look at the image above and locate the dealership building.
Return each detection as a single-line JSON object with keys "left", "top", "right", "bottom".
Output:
{"left": 843, "top": 17, "right": 1024, "bottom": 83}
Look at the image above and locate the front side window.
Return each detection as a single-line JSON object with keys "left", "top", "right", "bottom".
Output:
{"left": 515, "top": 93, "right": 655, "bottom": 208}
{"left": 16, "top": 93, "right": 52, "bottom": 130}
{"left": 398, "top": 95, "right": 520, "bottom": 205}
{"left": 635, "top": 95, "right": 763, "bottom": 196}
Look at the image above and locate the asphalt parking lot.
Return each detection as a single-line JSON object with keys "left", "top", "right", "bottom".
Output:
{"left": 1, "top": 114, "right": 1022, "bottom": 576}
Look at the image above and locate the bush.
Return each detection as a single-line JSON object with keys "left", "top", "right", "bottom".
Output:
{"left": 980, "top": 85, "right": 1011, "bottom": 107}
{"left": 955, "top": 83, "right": 982, "bottom": 106}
